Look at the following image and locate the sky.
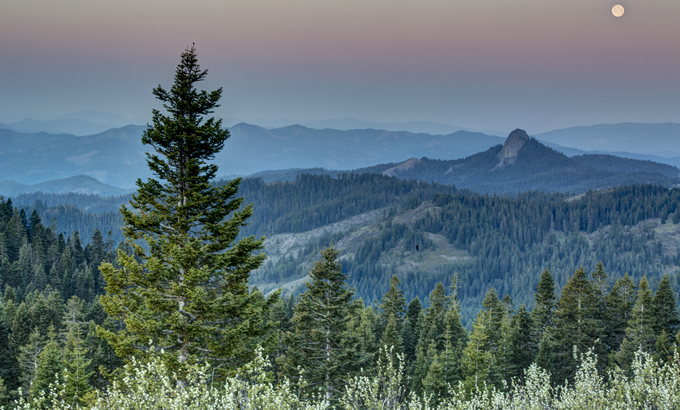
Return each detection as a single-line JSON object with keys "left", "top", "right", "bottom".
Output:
{"left": 1, "top": 0, "right": 679, "bottom": 134}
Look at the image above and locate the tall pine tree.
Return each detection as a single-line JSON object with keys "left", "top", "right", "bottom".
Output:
{"left": 552, "top": 267, "right": 602, "bottom": 384}
{"left": 378, "top": 275, "right": 406, "bottom": 338}
{"left": 652, "top": 274, "right": 679, "bottom": 338}
{"left": 281, "top": 247, "right": 366, "bottom": 404}
{"left": 97, "top": 45, "right": 274, "bottom": 375}
{"left": 605, "top": 273, "right": 636, "bottom": 356}
{"left": 531, "top": 268, "right": 556, "bottom": 340}
{"left": 616, "top": 276, "right": 657, "bottom": 372}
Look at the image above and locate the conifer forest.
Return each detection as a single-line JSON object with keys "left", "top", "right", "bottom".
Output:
{"left": 2, "top": 48, "right": 680, "bottom": 409}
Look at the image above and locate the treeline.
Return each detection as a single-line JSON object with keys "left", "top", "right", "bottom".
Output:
{"left": 0, "top": 197, "right": 127, "bottom": 404}
{"left": 4, "top": 242, "right": 679, "bottom": 407}
{"left": 9, "top": 173, "right": 457, "bottom": 245}
{"left": 1, "top": 194, "right": 680, "bottom": 406}
{"left": 324, "top": 185, "right": 680, "bottom": 322}
{"left": 9, "top": 179, "right": 680, "bottom": 326}
{"left": 231, "top": 173, "right": 457, "bottom": 238}
{"left": 265, "top": 247, "right": 680, "bottom": 405}
{"left": 11, "top": 193, "right": 127, "bottom": 245}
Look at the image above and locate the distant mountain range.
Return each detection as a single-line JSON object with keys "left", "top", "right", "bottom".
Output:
{"left": 249, "top": 129, "right": 680, "bottom": 194}
{"left": 0, "top": 123, "right": 505, "bottom": 188}
{"left": 0, "top": 125, "right": 149, "bottom": 188}
{"left": 534, "top": 123, "right": 680, "bottom": 157}
{"left": 0, "top": 110, "right": 145, "bottom": 136}
{"left": 300, "top": 118, "right": 488, "bottom": 135}
{"left": 0, "top": 175, "right": 129, "bottom": 197}
{"left": 220, "top": 123, "right": 504, "bottom": 175}
{"left": 357, "top": 129, "right": 680, "bottom": 194}
{"left": 1, "top": 120, "right": 679, "bottom": 195}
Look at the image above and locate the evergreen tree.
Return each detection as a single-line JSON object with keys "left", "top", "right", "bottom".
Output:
{"left": 591, "top": 262, "right": 609, "bottom": 299}
{"left": 281, "top": 247, "right": 365, "bottom": 403}
{"left": 400, "top": 316, "right": 416, "bottom": 364}
{"left": 84, "top": 308, "right": 122, "bottom": 390}
{"left": 380, "top": 313, "right": 403, "bottom": 356}
{"left": 0, "top": 308, "right": 12, "bottom": 391}
{"left": 535, "top": 330, "right": 555, "bottom": 383}
{"left": 410, "top": 341, "right": 436, "bottom": 396}
{"left": 17, "top": 327, "right": 45, "bottom": 395}
{"left": 422, "top": 347, "right": 446, "bottom": 403}
{"left": 0, "top": 377, "right": 8, "bottom": 409}
{"left": 439, "top": 321, "right": 463, "bottom": 393}
{"left": 61, "top": 297, "right": 93, "bottom": 406}
{"left": 478, "top": 288, "right": 504, "bottom": 388}
{"left": 652, "top": 274, "right": 679, "bottom": 338}
{"left": 605, "top": 273, "right": 636, "bottom": 354}
{"left": 552, "top": 267, "right": 602, "bottom": 384}
{"left": 591, "top": 262, "right": 611, "bottom": 350}
{"left": 461, "top": 315, "right": 492, "bottom": 394}
{"left": 418, "top": 283, "right": 448, "bottom": 353}
{"left": 507, "top": 304, "right": 537, "bottom": 383}
{"left": 403, "top": 297, "right": 423, "bottom": 363}
{"left": 7, "top": 302, "right": 32, "bottom": 392}
{"left": 654, "top": 330, "right": 673, "bottom": 364}
{"left": 267, "top": 294, "right": 292, "bottom": 371}
{"left": 617, "top": 276, "right": 657, "bottom": 372}
{"left": 378, "top": 275, "right": 406, "bottom": 336}
{"left": 498, "top": 294, "right": 514, "bottom": 383}
{"left": 445, "top": 273, "right": 468, "bottom": 357}
{"left": 97, "top": 45, "right": 274, "bottom": 375}
{"left": 531, "top": 268, "right": 555, "bottom": 339}
{"left": 349, "top": 303, "right": 377, "bottom": 368}
{"left": 29, "top": 328, "right": 63, "bottom": 405}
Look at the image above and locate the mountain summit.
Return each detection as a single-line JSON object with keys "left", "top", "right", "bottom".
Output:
{"left": 496, "top": 129, "right": 531, "bottom": 168}
{"left": 357, "top": 128, "right": 680, "bottom": 193}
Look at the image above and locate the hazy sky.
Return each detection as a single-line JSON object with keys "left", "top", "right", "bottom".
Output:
{"left": 1, "top": 0, "right": 679, "bottom": 133}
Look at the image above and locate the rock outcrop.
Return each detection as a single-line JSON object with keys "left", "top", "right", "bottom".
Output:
{"left": 495, "top": 128, "right": 531, "bottom": 169}
{"left": 382, "top": 158, "right": 421, "bottom": 177}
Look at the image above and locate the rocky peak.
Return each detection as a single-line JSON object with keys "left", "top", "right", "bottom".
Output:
{"left": 495, "top": 129, "right": 531, "bottom": 168}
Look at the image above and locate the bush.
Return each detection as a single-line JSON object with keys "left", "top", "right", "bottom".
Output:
{"left": 9, "top": 346, "right": 680, "bottom": 409}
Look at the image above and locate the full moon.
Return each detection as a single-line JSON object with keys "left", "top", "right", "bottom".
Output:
{"left": 612, "top": 4, "right": 625, "bottom": 17}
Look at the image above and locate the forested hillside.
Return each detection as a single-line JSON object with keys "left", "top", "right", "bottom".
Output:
{"left": 0, "top": 197, "right": 125, "bottom": 404}
{"left": 8, "top": 175, "right": 680, "bottom": 325}
{"left": 252, "top": 183, "right": 680, "bottom": 324}
{"left": 2, "top": 193, "right": 680, "bottom": 407}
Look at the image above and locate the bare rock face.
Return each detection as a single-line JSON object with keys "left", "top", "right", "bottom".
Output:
{"left": 382, "top": 157, "right": 421, "bottom": 177}
{"left": 495, "top": 129, "right": 530, "bottom": 168}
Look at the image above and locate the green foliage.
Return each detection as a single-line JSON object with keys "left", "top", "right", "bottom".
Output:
{"left": 61, "top": 297, "right": 93, "bottom": 406}
{"left": 531, "top": 268, "right": 555, "bottom": 345}
{"left": 378, "top": 275, "right": 406, "bottom": 337}
{"left": 652, "top": 274, "right": 679, "bottom": 338}
{"left": 418, "top": 283, "right": 448, "bottom": 352}
{"left": 460, "top": 314, "right": 492, "bottom": 394}
{"left": 605, "top": 273, "right": 636, "bottom": 355}
{"left": 97, "top": 46, "right": 274, "bottom": 375}
{"left": 0, "top": 377, "right": 8, "bottom": 408}
{"left": 18, "top": 327, "right": 45, "bottom": 396}
{"left": 9, "top": 345, "right": 680, "bottom": 409}
{"left": 341, "top": 347, "right": 407, "bottom": 410}
{"left": 380, "top": 314, "right": 403, "bottom": 359}
{"left": 281, "top": 247, "right": 367, "bottom": 402}
{"left": 29, "top": 329, "right": 63, "bottom": 404}
{"left": 10, "top": 180, "right": 680, "bottom": 328}
{"left": 507, "top": 305, "right": 537, "bottom": 383}
{"left": 616, "top": 276, "right": 657, "bottom": 372}
{"left": 552, "top": 267, "right": 603, "bottom": 383}
{"left": 402, "top": 298, "right": 422, "bottom": 364}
